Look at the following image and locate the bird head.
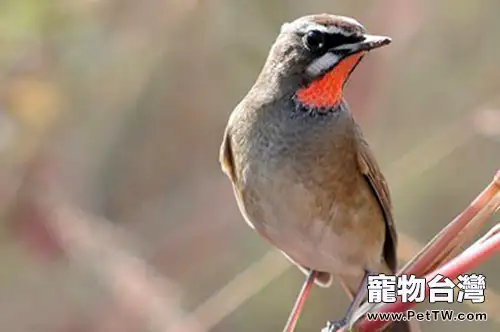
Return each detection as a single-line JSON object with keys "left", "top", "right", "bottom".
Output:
{"left": 255, "top": 14, "right": 391, "bottom": 110}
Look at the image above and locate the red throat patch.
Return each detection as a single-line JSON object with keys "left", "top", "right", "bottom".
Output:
{"left": 296, "top": 52, "right": 365, "bottom": 108}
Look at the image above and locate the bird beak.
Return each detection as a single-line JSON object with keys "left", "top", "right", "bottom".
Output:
{"left": 333, "top": 34, "right": 392, "bottom": 55}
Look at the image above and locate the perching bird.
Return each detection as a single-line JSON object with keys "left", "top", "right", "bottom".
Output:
{"left": 219, "top": 14, "right": 412, "bottom": 332}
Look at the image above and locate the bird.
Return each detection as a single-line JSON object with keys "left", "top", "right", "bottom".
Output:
{"left": 219, "top": 13, "right": 412, "bottom": 332}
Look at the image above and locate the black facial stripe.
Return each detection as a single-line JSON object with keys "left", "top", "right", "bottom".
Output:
{"left": 304, "top": 31, "right": 365, "bottom": 56}
{"left": 324, "top": 32, "right": 365, "bottom": 50}
{"left": 291, "top": 96, "right": 342, "bottom": 118}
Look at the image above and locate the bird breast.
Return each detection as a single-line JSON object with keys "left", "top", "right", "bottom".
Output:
{"left": 230, "top": 105, "right": 385, "bottom": 275}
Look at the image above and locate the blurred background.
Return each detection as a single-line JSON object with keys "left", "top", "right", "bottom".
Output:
{"left": 1, "top": 0, "right": 500, "bottom": 331}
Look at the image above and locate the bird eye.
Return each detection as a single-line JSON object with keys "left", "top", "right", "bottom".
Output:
{"left": 303, "top": 30, "right": 326, "bottom": 52}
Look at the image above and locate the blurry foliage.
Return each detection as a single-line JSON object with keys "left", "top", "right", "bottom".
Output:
{"left": 0, "top": 1, "right": 499, "bottom": 332}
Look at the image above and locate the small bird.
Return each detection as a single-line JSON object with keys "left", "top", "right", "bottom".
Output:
{"left": 219, "top": 14, "right": 411, "bottom": 331}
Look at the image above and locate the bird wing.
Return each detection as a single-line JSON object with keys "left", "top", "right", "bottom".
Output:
{"left": 356, "top": 135, "right": 398, "bottom": 274}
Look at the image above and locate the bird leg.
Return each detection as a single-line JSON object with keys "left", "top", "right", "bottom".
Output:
{"left": 283, "top": 270, "right": 318, "bottom": 332}
{"left": 323, "top": 270, "right": 370, "bottom": 332}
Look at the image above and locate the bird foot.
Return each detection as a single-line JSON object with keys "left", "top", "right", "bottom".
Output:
{"left": 321, "top": 317, "right": 349, "bottom": 332}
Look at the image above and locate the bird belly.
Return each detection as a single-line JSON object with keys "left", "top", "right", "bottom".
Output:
{"left": 238, "top": 167, "right": 384, "bottom": 277}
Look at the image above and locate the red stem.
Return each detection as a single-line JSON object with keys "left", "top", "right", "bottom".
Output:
{"left": 357, "top": 231, "right": 500, "bottom": 331}
{"left": 401, "top": 171, "right": 500, "bottom": 276}
{"left": 283, "top": 271, "right": 317, "bottom": 332}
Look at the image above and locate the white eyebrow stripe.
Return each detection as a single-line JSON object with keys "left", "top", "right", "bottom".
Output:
{"left": 280, "top": 21, "right": 345, "bottom": 35}
{"left": 302, "top": 24, "right": 343, "bottom": 35}
{"left": 337, "top": 16, "right": 364, "bottom": 29}
{"left": 280, "top": 22, "right": 291, "bottom": 33}
{"left": 305, "top": 52, "right": 341, "bottom": 77}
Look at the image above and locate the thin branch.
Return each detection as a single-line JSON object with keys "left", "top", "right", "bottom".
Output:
{"left": 401, "top": 170, "right": 500, "bottom": 276}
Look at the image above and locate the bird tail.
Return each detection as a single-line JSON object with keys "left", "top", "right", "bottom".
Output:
{"left": 339, "top": 269, "right": 419, "bottom": 332}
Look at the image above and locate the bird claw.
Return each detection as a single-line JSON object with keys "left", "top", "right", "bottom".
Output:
{"left": 321, "top": 318, "right": 349, "bottom": 332}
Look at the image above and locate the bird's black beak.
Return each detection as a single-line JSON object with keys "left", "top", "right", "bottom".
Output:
{"left": 332, "top": 34, "right": 392, "bottom": 55}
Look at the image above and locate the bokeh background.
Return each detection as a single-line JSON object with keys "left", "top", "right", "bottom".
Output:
{"left": 1, "top": 0, "right": 500, "bottom": 331}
